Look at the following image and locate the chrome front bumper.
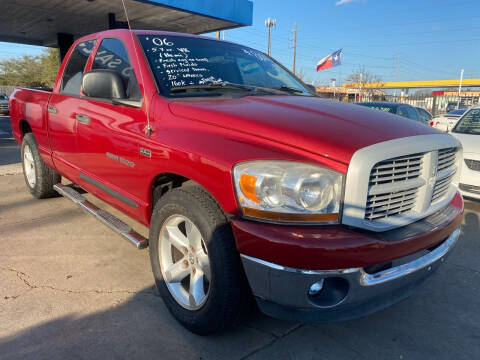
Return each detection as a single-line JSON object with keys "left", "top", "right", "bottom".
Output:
{"left": 241, "top": 227, "right": 460, "bottom": 322}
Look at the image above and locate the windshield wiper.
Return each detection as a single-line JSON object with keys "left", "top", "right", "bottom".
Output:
{"left": 271, "top": 86, "right": 304, "bottom": 94}
{"left": 171, "top": 83, "right": 256, "bottom": 93}
{"left": 170, "top": 82, "right": 304, "bottom": 96}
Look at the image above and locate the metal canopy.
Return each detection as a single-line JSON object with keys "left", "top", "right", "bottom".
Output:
{"left": 0, "top": 0, "right": 253, "bottom": 47}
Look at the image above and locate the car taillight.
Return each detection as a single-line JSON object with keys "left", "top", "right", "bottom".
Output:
{"left": 429, "top": 121, "right": 434, "bottom": 127}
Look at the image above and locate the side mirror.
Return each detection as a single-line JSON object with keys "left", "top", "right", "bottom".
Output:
{"left": 81, "top": 69, "right": 126, "bottom": 99}
{"left": 306, "top": 84, "right": 316, "bottom": 94}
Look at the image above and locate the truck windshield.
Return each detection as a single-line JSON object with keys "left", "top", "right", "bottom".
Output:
{"left": 138, "top": 35, "right": 311, "bottom": 98}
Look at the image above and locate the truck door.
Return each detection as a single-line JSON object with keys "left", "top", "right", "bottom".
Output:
{"left": 74, "top": 37, "right": 146, "bottom": 215}
{"left": 48, "top": 40, "right": 96, "bottom": 176}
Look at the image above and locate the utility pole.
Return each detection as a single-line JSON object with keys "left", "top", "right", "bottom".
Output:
{"left": 265, "top": 18, "right": 276, "bottom": 56}
{"left": 359, "top": 71, "right": 363, "bottom": 102}
{"left": 457, "top": 68, "right": 464, "bottom": 109}
{"left": 290, "top": 22, "right": 297, "bottom": 74}
{"left": 394, "top": 54, "right": 400, "bottom": 100}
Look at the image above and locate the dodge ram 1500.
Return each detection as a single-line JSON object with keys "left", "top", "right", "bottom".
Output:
{"left": 10, "top": 29, "right": 463, "bottom": 335}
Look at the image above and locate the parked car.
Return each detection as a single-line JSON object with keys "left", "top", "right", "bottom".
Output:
{"left": 430, "top": 108, "right": 467, "bottom": 132}
{"left": 415, "top": 106, "right": 432, "bottom": 122}
{"left": 9, "top": 30, "right": 463, "bottom": 334}
{"left": 355, "top": 102, "right": 428, "bottom": 125}
{"left": 446, "top": 102, "right": 459, "bottom": 113}
{"left": 450, "top": 106, "right": 480, "bottom": 200}
{"left": 0, "top": 93, "right": 9, "bottom": 115}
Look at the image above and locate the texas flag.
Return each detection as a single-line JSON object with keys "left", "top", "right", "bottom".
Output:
{"left": 316, "top": 49, "right": 342, "bottom": 72}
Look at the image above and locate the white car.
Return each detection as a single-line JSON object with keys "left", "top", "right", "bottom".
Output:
{"left": 431, "top": 109, "right": 467, "bottom": 132}
{"left": 450, "top": 106, "right": 480, "bottom": 200}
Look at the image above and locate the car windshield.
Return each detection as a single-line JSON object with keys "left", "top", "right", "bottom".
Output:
{"left": 446, "top": 109, "right": 466, "bottom": 116}
{"left": 0, "top": 94, "right": 7, "bottom": 100}
{"left": 358, "top": 104, "right": 396, "bottom": 114}
{"left": 137, "top": 35, "right": 311, "bottom": 98}
{"left": 453, "top": 108, "right": 480, "bottom": 135}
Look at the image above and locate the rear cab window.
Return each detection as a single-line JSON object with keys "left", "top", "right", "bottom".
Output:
{"left": 60, "top": 40, "right": 96, "bottom": 95}
{"left": 397, "top": 106, "right": 409, "bottom": 118}
{"left": 405, "top": 106, "right": 421, "bottom": 121}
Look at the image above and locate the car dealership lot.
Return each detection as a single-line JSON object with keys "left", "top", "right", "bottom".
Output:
{"left": 0, "top": 116, "right": 479, "bottom": 359}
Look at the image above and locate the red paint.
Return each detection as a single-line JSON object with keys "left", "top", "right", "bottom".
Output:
{"left": 233, "top": 192, "right": 464, "bottom": 270}
{"left": 9, "top": 29, "right": 462, "bottom": 270}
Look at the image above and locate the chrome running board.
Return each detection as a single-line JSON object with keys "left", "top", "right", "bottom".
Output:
{"left": 53, "top": 183, "right": 148, "bottom": 249}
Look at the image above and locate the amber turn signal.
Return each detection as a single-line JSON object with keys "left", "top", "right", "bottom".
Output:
{"left": 239, "top": 173, "right": 259, "bottom": 203}
{"left": 242, "top": 207, "right": 339, "bottom": 223}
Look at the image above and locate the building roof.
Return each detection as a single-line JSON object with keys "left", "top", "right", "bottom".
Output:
{"left": 315, "top": 86, "right": 384, "bottom": 95}
{"left": 344, "top": 78, "right": 480, "bottom": 89}
{"left": 0, "top": 0, "right": 253, "bottom": 47}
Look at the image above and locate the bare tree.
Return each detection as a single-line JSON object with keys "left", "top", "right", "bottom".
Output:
{"left": 346, "top": 66, "right": 382, "bottom": 85}
{"left": 296, "top": 67, "right": 305, "bottom": 81}
{"left": 346, "top": 67, "right": 383, "bottom": 101}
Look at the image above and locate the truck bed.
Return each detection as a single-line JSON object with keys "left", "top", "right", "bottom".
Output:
{"left": 9, "top": 87, "right": 53, "bottom": 155}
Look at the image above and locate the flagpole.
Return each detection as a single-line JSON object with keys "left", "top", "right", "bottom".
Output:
{"left": 339, "top": 65, "right": 342, "bottom": 87}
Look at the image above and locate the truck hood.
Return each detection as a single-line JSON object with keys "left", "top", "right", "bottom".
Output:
{"left": 169, "top": 96, "right": 437, "bottom": 164}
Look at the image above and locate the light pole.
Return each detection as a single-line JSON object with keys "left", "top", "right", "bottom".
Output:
{"left": 265, "top": 18, "right": 276, "bottom": 56}
{"left": 457, "top": 68, "right": 464, "bottom": 109}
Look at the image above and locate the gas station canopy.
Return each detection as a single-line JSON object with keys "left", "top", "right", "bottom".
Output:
{"left": 0, "top": 0, "right": 253, "bottom": 48}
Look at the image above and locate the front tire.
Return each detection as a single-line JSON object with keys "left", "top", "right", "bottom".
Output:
{"left": 21, "top": 133, "right": 61, "bottom": 198}
{"left": 149, "top": 185, "right": 248, "bottom": 335}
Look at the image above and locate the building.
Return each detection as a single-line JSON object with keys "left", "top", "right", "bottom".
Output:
{"left": 315, "top": 86, "right": 385, "bottom": 102}
{"left": 0, "top": 0, "right": 253, "bottom": 59}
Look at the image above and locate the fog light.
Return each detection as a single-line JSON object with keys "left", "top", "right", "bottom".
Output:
{"left": 307, "top": 277, "right": 350, "bottom": 308}
{"left": 308, "top": 279, "right": 325, "bottom": 296}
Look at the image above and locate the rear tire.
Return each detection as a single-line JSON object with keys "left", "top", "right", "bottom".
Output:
{"left": 21, "top": 133, "right": 61, "bottom": 198}
{"left": 149, "top": 185, "right": 248, "bottom": 335}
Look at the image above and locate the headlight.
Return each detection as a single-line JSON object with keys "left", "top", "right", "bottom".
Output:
{"left": 233, "top": 161, "right": 343, "bottom": 223}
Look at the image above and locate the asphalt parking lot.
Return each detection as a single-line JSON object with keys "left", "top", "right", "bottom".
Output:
{"left": 1, "top": 115, "right": 480, "bottom": 360}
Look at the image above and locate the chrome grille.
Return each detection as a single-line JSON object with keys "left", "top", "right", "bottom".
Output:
{"left": 432, "top": 148, "right": 457, "bottom": 203}
{"left": 369, "top": 153, "right": 423, "bottom": 186}
{"left": 365, "top": 153, "right": 424, "bottom": 221}
{"left": 342, "top": 134, "right": 460, "bottom": 232}
{"left": 365, "top": 188, "right": 419, "bottom": 220}
{"left": 364, "top": 147, "right": 458, "bottom": 222}
{"left": 437, "top": 148, "right": 456, "bottom": 172}
{"left": 465, "top": 159, "right": 480, "bottom": 172}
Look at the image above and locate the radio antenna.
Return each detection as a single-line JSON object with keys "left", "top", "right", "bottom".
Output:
{"left": 120, "top": 0, "right": 152, "bottom": 137}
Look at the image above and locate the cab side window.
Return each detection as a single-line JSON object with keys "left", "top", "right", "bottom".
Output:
{"left": 405, "top": 106, "right": 420, "bottom": 121}
{"left": 92, "top": 38, "right": 141, "bottom": 101}
{"left": 397, "top": 106, "right": 409, "bottom": 118}
{"left": 60, "top": 40, "right": 96, "bottom": 95}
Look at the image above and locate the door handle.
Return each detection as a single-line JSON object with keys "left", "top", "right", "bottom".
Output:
{"left": 76, "top": 113, "right": 90, "bottom": 125}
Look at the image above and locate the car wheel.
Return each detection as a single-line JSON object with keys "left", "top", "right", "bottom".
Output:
{"left": 21, "top": 133, "right": 61, "bottom": 198}
{"left": 149, "top": 185, "right": 248, "bottom": 335}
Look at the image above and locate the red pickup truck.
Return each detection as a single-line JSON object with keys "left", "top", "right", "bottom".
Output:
{"left": 10, "top": 29, "right": 463, "bottom": 335}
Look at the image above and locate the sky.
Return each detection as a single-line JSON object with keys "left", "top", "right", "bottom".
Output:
{"left": 1, "top": 0, "right": 479, "bottom": 86}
